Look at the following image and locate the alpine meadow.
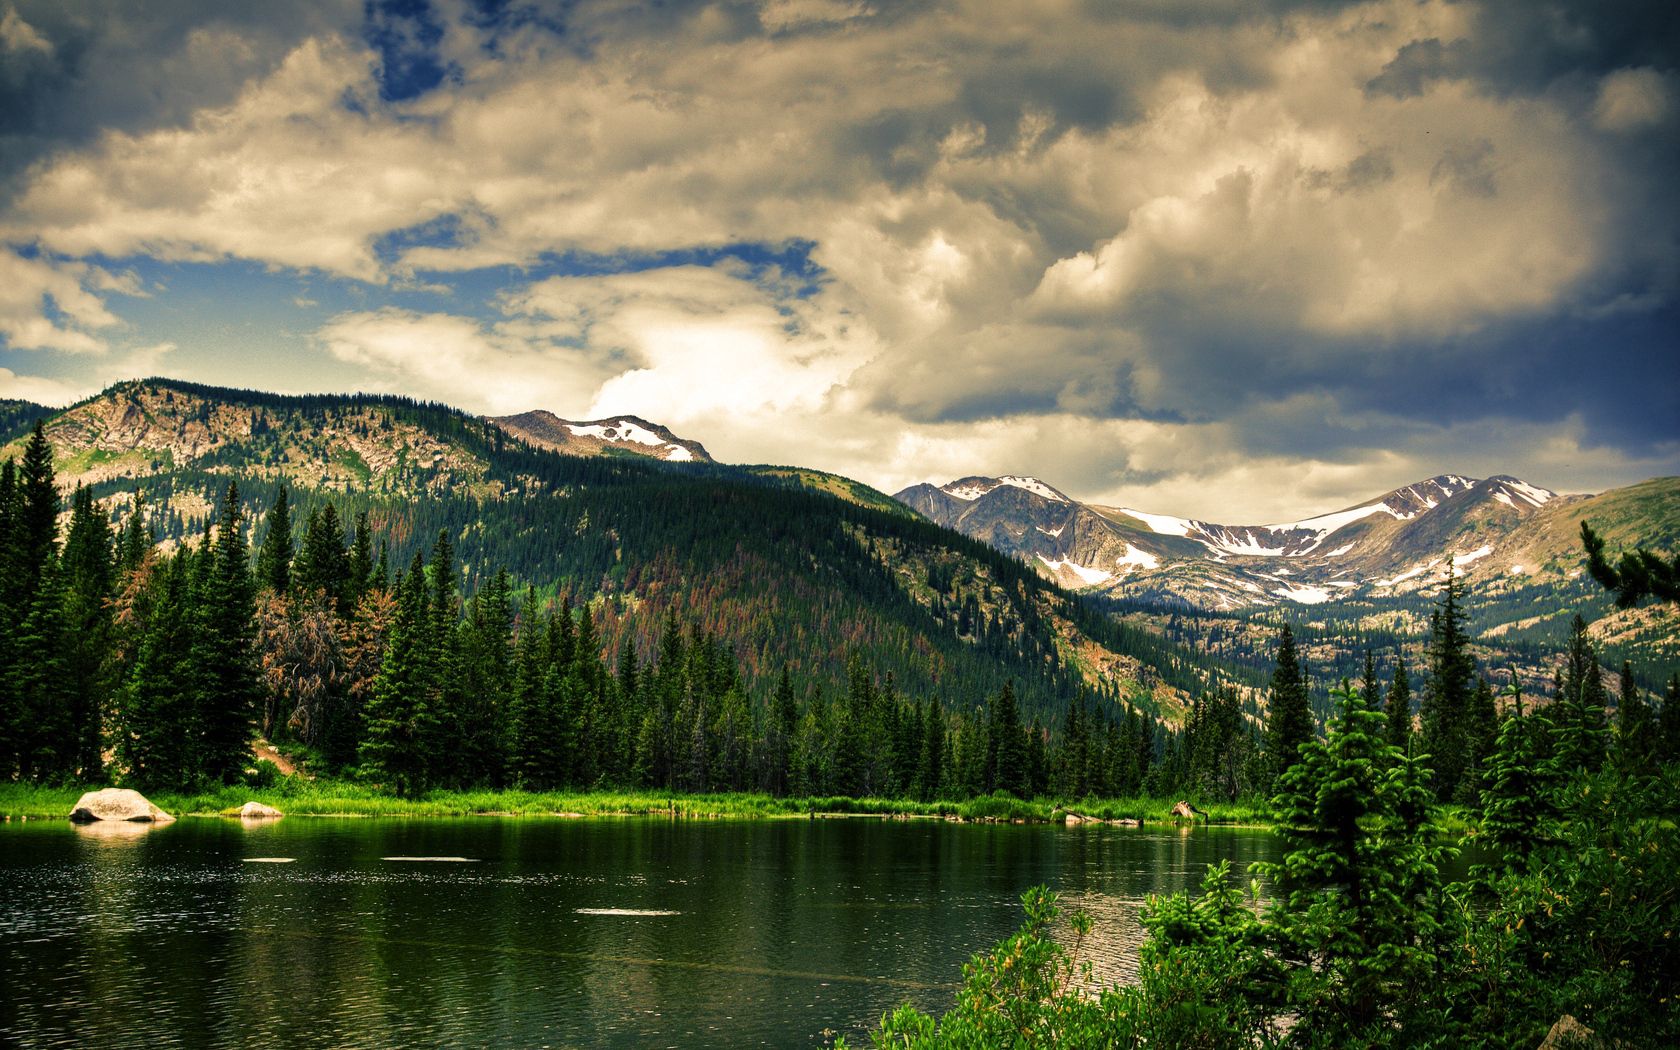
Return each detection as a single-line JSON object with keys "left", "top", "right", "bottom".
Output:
{"left": 1, "top": 2, "right": 1677, "bottom": 1048}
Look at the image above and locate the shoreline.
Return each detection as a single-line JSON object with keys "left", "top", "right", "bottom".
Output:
{"left": 0, "top": 782, "right": 1273, "bottom": 827}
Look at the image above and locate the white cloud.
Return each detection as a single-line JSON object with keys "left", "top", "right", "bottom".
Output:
{"left": 0, "top": 249, "right": 128, "bottom": 353}
{"left": 0, "top": 367, "right": 83, "bottom": 406}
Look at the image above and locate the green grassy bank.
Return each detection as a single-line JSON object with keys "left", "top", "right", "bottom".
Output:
{"left": 0, "top": 780, "right": 1274, "bottom": 826}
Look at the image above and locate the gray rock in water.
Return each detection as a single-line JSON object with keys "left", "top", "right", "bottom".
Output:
{"left": 239, "top": 802, "right": 284, "bottom": 820}
{"left": 69, "top": 788, "right": 175, "bottom": 824}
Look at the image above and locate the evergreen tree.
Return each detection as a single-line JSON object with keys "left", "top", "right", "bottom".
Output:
{"left": 117, "top": 492, "right": 151, "bottom": 574}
{"left": 989, "top": 680, "right": 1026, "bottom": 797}
{"left": 118, "top": 551, "right": 199, "bottom": 788}
{"left": 1385, "top": 657, "right": 1412, "bottom": 752}
{"left": 347, "top": 511, "right": 374, "bottom": 606}
{"left": 1614, "top": 661, "right": 1656, "bottom": 776}
{"left": 1266, "top": 683, "right": 1445, "bottom": 1037}
{"left": 916, "top": 697, "right": 945, "bottom": 801}
{"left": 1552, "top": 615, "right": 1609, "bottom": 776}
{"left": 1480, "top": 675, "right": 1556, "bottom": 861}
{"left": 360, "top": 552, "right": 436, "bottom": 796}
{"left": 193, "top": 482, "right": 260, "bottom": 783}
{"left": 1457, "top": 677, "right": 1500, "bottom": 804}
{"left": 1264, "top": 623, "right": 1313, "bottom": 786}
{"left": 1581, "top": 521, "right": 1680, "bottom": 608}
{"left": 61, "top": 485, "right": 115, "bottom": 779}
{"left": 254, "top": 485, "right": 293, "bottom": 594}
{"left": 1419, "top": 571, "right": 1475, "bottom": 801}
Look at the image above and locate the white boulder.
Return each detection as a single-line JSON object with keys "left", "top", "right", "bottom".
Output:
{"left": 69, "top": 788, "right": 175, "bottom": 824}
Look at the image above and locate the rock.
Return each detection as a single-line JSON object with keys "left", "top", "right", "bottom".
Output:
{"left": 239, "top": 802, "right": 284, "bottom": 820}
{"left": 1538, "top": 1014, "right": 1597, "bottom": 1049}
{"left": 1110, "top": 817, "right": 1143, "bottom": 827}
{"left": 69, "top": 788, "right": 175, "bottom": 824}
{"left": 1170, "top": 800, "right": 1208, "bottom": 821}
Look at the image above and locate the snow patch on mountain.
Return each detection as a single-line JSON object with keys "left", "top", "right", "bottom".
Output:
{"left": 998, "top": 476, "right": 1068, "bottom": 502}
{"left": 942, "top": 481, "right": 994, "bottom": 501}
{"left": 1378, "top": 562, "right": 1437, "bottom": 587}
{"left": 1451, "top": 545, "right": 1493, "bottom": 576}
{"left": 1115, "top": 544, "right": 1159, "bottom": 571}
{"left": 1119, "top": 508, "right": 1195, "bottom": 536}
{"left": 1274, "top": 584, "right": 1333, "bottom": 604}
{"left": 1036, "top": 555, "right": 1112, "bottom": 586}
{"left": 568, "top": 420, "right": 665, "bottom": 446}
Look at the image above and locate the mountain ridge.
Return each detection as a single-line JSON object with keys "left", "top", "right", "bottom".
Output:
{"left": 894, "top": 471, "right": 1676, "bottom": 614}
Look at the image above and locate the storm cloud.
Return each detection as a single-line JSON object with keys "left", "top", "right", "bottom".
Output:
{"left": 0, "top": 0, "right": 1674, "bottom": 520}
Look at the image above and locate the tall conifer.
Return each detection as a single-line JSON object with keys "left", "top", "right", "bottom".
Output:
{"left": 1265, "top": 623, "right": 1313, "bottom": 786}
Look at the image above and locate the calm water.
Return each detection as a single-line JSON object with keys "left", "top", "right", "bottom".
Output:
{"left": 0, "top": 816, "right": 1281, "bottom": 1048}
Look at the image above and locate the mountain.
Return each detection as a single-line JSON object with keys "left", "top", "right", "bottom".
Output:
{"left": 489, "top": 409, "right": 712, "bottom": 463}
{"left": 897, "top": 470, "right": 1680, "bottom": 687}
{"left": 895, "top": 471, "right": 1680, "bottom": 608}
{"left": 1, "top": 378, "right": 1219, "bottom": 724}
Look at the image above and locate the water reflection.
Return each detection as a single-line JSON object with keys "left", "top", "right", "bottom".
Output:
{"left": 2, "top": 818, "right": 1285, "bottom": 1048}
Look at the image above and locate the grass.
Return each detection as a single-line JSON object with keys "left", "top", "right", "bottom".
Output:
{"left": 0, "top": 780, "right": 1287, "bottom": 826}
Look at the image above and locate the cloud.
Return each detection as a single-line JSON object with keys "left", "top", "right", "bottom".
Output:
{"left": 1595, "top": 67, "right": 1672, "bottom": 132}
{"left": 0, "top": 0, "right": 1674, "bottom": 518}
{"left": 0, "top": 248, "right": 127, "bottom": 353}
{"left": 0, "top": 366, "right": 83, "bottom": 405}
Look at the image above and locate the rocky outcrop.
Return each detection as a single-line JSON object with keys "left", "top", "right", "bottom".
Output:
{"left": 68, "top": 788, "right": 175, "bottom": 824}
{"left": 238, "top": 802, "right": 283, "bottom": 820}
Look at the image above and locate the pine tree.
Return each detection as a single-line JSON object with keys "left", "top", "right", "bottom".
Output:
{"left": 916, "top": 697, "right": 945, "bottom": 801}
{"left": 117, "top": 493, "right": 151, "bottom": 574}
{"left": 61, "top": 485, "right": 115, "bottom": 779}
{"left": 1480, "top": 675, "right": 1556, "bottom": 861}
{"left": 1552, "top": 615, "right": 1609, "bottom": 776}
{"left": 990, "top": 680, "right": 1026, "bottom": 797}
{"left": 1266, "top": 682, "right": 1444, "bottom": 1036}
{"left": 1264, "top": 623, "right": 1313, "bottom": 786}
{"left": 118, "top": 551, "right": 199, "bottom": 788}
{"left": 360, "top": 552, "right": 436, "bottom": 796}
{"left": 254, "top": 485, "right": 293, "bottom": 594}
{"left": 1614, "top": 661, "right": 1656, "bottom": 776}
{"left": 1457, "top": 677, "right": 1500, "bottom": 804}
{"left": 1420, "top": 571, "right": 1475, "bottom": 801}
{"left": 193, "top": 482, "right": 260, "bottom": 783}
{"left": 1385, "top": 657, "right": 1412, "bottom": 751}
{"left": 347, "top": 511, "right": 374, "bottom": 606}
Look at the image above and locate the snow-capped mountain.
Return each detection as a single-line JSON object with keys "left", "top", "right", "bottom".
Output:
{"left": 892, "top": 471, "right": 1659, "bottom": 609}
{"left": 489, "top": 410, "right": 712, "bottom": 463}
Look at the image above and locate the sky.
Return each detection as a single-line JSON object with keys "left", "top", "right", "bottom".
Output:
{"left": 0, "top": 0, "right": 1675, "bottom": 522}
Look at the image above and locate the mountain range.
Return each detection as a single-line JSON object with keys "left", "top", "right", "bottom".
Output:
{"left": 894, "top": 472, "right": 1677, "bottom": 611}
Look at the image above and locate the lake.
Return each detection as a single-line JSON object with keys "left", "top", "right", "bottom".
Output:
{"left": 0, "top": 816, "right": 1281, "bottom": 1048}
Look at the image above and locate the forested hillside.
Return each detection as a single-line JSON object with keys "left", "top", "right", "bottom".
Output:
{"left": 2, "top": 379, "right": 1198, "bottom": 725}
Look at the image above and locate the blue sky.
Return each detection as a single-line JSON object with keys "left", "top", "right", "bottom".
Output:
{"left": 0, "top": 0, "right": 1675, "bottom": 520}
